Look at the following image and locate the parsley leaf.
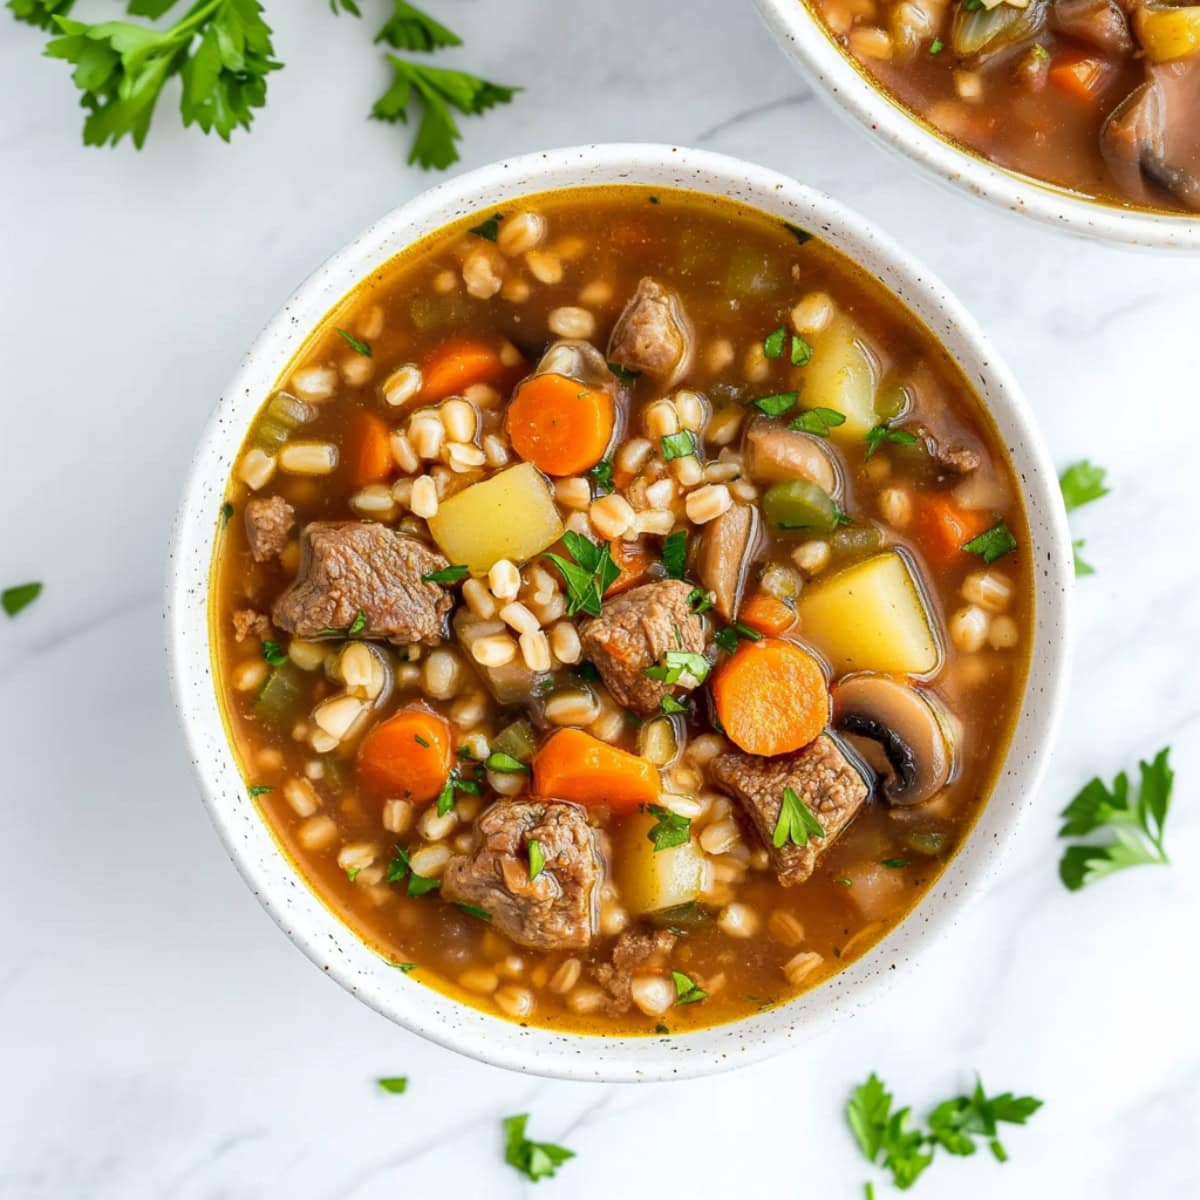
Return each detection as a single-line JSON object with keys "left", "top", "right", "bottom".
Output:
{"left": 864, "top": 424, "right": 918, "bottom": 460}
{"left": 660, "top": 694, "right": 687, "bottom": 715}
{"left": 713, "top": 623, "right": 758, "bottom": 654}
{"left": 1060, "top": 459, "right": 1109, "bottom": 511}
{"left": 687, "top": 587, "right": 713, "bottom": 614}
{"left": 348, "top": 611, "right": 368, "bottom": 637}
{"left": 261, "top": 640, "right": 288, "bottom": 667}
{"left": 790, "top": 407, "right": 845, "bottom": 437}
{"left": 422, "top": 564, "right": 469, "bottom": 584}
{"left": 962, "top": 522, "right": 1018, "bottom": 564}
{"left": 1072, "top": 539, "right": 1094, "bottom": 578}
{"left": 386, "top": 846, "right": 440, "bottom": 897}
{"left": 646, "top": 803, "right": 691, "bottom": 851}
{"left": 390, "top": 961, "right": 418, "bottom": 972}
{"left": 372, "top": 57, "right": 519, "bottom": 170}
{"left": 220, "top": 500, "right": 234, "bottom": 526}
{"left": 2, "top": 582, "right": 42, "bottom": 618}
{"left": 485, "top": 751, "right": 529, "bottom": 774}
{"left": 662, "top": 529, "right": 687, "bottom": 580}
{"left": 930, "top": 36, "right": 944, "bottom": 53}
{"left": 927, "top": 1079, "right": 1042, "bottom": 1162}
{"left": 763, "top": 325, "right": 787, "bottom": 360}
{"left": 468, "top": 212, "right": 504, "bottom": 241}
{"left": 376, "top": 1076, "right": 408, "bottom": 1094}
{"left": 753, "top": 391, "right": 798, "bottom": 418}
{"left": 772, "top": 785, "right": 825, "bottom": 848}
{"left": 790, "top": 335, "right": 813, "bottom": 367}
{"left": 661, "top": 430, "right": 698, "bottom": 461}
{"left": 503, "top": 1114, "right": 575, "bottom": 1183}
{"left": 336, "top": 328, "right": 371, "bottom": 356}
{"left": 47, "top": 0, "right": 281, "bottom": 149}
{"left": 589, "top": 458, "right": 614, "bottom": 496}
{"left": 9, "top": 0, "right": 75, "bottom": 32}
{"left": 607, "top": 361, "right": 641, "bottom": 385}
{"left": 527, "top": 838, "right": 545, "bottom": 880}
{"left": 847, "top": 1072, "right": 894, "bottom": 1164}
{"left": 1058, "top": 748, "right": 1172, "bottom": 891}
{"left": 783, "top": 222, "right": 812, "bottom": 245}
{"left": 436, "top": 768, "right": 480, "bottom": 817}
{"left": 247, "top": 784, "right": 272, "bottom": 798}
{"left": 375, "top": 1, "right": 461, "bottom": 52}
{"left": 672, "top": 970, "right": 708, "bottom": 1005}
{"left": 644, "top": 650, "right": 710, "bottom": 686}
{"left": 881, "top": 857, "right": 910, "bottom": 869}
{"left": 545, "top": 531, "right": 619, "bottom": 617}
{"left": 456, "top": 902, "right": 491, "bottom": 922}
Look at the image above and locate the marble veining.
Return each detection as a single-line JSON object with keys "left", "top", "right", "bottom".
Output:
{"left": 1, "top": 1, "right": 1197, "bottom": 1197}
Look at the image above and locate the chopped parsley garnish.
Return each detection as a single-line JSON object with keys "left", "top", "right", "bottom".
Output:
{"left": 713, "top": 623, "right": 759, "bottom": 654}
{"left": 457, "top": 902, "right": 492, "bottom": 921}
{"left": 467, "top": 212, "right": 504, "bottom": 240}
{"left": 834, "top": 876, "right": 853, "bottom": 887}
{"left": 375, "top": 1, "right": 463, "bottom": 52}
{"left": 527, "top": 838, "right": 545, "bottom": 880}
{"left": 848, "top": 1072, "right": 1042, "bottom": 1192}
{"left": 962, "top": 0, "right": 985, "bottom": 9}
{"left": 773, "top": 785, "right": 825, "bottom": 849}
{"left": 503, "top": 1114, "right": 575, "bottom": 1183}
{"left": 661, "top": 430, "right": 698, "bottom": 461}
{"left": 390, "top": 961, "right": 418, "bottom": 972}
{"left": 485, "top": 751, "right": 530, "bottom": 774}
{"left": 376, "top": 1076, "right": 408, "bottom": 1094}
{"left": 790, "top": 335, "right": 813, "bottom": 367}
{"left": 646, "top": 803, "right": 691, "bottom": 852}
{"left": 672, "top": 970, "right": 708, "bottom": 1005}
{"left": 545, "top": 531, "right": 619, "bottom": 618}
{"left": 662, "top": 529, "right": 688, "bottom": 579}
{"left": 589, "top": 458, "right": 614, "bottom": 496}
{"left": 930, "top": 37, "right": 944, "bottom": 54}
{"left": 422, "top": 563, "right": 470, "bottom": 584}
{"left": 881, "top": 857, "right": 911, "bottom": 869}
{"left": 372, "top": 58, "right": 520, "bottom": 171}
{"left": 753, "top": 391, "right": 798, "bottom": 418}
{"left": 386, "top": 846, "right": 440, "bottom": 897}
{"left": 247, "top": 785, "right": 272, "bottom": 798}
{"left": 346, "top": 866, "right": 361, "bottom": 882}
{"left": 961, "top": 522, "right": 1018, "bottom": 564}
{"left": 261, "top": 640, "right": 288, "bottom": 667}
{"left": 1060, "top": 459, "right": 1109, "bottom": 511}
{"left": 324, "top": 611, "right": 370, "bottom": 637}
{"left": 791, "top": 407, "right": 846, "bottom": 437}
{"left": 763, "top": 325, "right": 787, "bottom": 360}
{"left": 436, "top": 768, "right": 480, "bottom": 817}
{"left": 336, "top": 328, "right": 372, "bottom": 356}
{"left": 644, "top": 650, "right": 710, "bottom": 686}
{"left": 660, "top": 694, "right": 687, "bottom": 716}
{"left": 688, "top": 587, "right": 714, "bottom": 614}
{"left": 1072, "top": 539, "right": 1094, "bottom": 578}
{"left": 220, "top": 501, "right": 234, "bottom": 526}
{"left": 607, "top": 361, "right": 641, "bottom": 384}
{"left": 413, "top": 734, "right": 430, "bottom": 748}
{"left": 864, "top": 424, "right": 918, "bottom": 460}
{"left": 2, "top": 582, "right": 42, "bottom": 618}
{"left": 784, "top": 222, "right": 812, "bottom": 245}
{"left": 1058, "top": 747, "right": 1172, "bottom": 891}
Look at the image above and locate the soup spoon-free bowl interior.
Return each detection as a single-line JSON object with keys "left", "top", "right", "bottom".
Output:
{"left": 753, "top": 0, "right": 1200, "bottom": 251}
{"left": 166, "top": 143, "right": 1073, "bottom": 1082}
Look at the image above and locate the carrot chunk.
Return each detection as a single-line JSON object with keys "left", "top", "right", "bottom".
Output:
{"left": 506, "top": 373, "right": 615, "bottom": 476}
{"left": 357, "top": 706, "right": 452, "bottom": 803}
{"left": 913, "top": 493, "right": 993, "bottom": 570}
{"left": 738, "top": 591, "right": 797, "bottom": 637}
{"left": 346, "top": 409, "right": 393, "bottom": 488}
{"left": 419, "top": 337, "right": 512, "bottom": 403}
{"left": 1048, "top": 52, "right": 1112, "bottom": 102}
{"left": 532, "top": 728, "right": 658, "bottom": 813}
{"left": 605, "top": 538, "right": 654, "bottom": 597}
{"left": 712, "top": 639, "right": 829, "bottom": 757}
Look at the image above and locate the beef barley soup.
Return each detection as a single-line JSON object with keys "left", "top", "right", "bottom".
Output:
{"left": 212, "top": 186, "right": 1032, "bottom": 1034}
{"left": 811, "top": 0, "right": 1200, "bottom": 213}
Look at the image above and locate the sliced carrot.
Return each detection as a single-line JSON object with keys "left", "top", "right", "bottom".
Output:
{"left": 532, "top": 728, "right": 658, "bottom": 813}
{"left": 1048, "top": 52, "right": 1111, "bottom": 102}
{"left": 346, "top": 409, "right": 393, "bottom": 488}
{"left": 712, "top": 639, "right": 829, "bottom": 757}
{"left": 605, "top": 537, "right": 653, "bottom": 597}
{"left": 357, "top": 706, "right": 451, "bottom": 803}
{"left": 506, "top": 373, "right": 615, "bottom": 476}
{"left": 913, "top": 492, "right": 993, "bottom": 570}
{"left": 419, "top": 337, "right": 514, "bottom": 403}
{"left": 738, "top": 591, "right": 796, "bottom": 637}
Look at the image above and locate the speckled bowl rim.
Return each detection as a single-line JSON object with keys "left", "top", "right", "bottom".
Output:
{"left": 165, "top": 143, "right": 1073, "bottom": 1082}
{"left": 753, "top": 0, "right": 1200, "bottom": 250}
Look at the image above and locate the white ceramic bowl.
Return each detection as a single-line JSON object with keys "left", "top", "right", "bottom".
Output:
{"left": 166, "top": 143, "right": 1073, "bottom": 1081}
{"left": 754, "top": 0, "right": 1200, "bottom": 250}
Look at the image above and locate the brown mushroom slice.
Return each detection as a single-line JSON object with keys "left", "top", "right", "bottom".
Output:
{"left": 607, "top": 277, "right": 693, "bottom": 387}
{"left": 695, "top": 503, "right": 760, "bottom": 621}
{"left": 831, "top": 674, "right": 953, "bottom": 806}
{"left": 743, "top": 416, "right": 840, "bottom": 495}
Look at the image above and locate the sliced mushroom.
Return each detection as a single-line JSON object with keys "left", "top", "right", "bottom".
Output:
{"left": 607, "top": 277, "right": 693, "bottom": 387}
{"left": 1051, "top": 0, "right": 1133, "bottom": 56}
{"left": 743, "top": 416, "right": 840, "bottom": 495}
{"left": 831, "top": 674, "right": 953, "bottom": 806}
{"left": 695, "top": 503, "right": 760, "bottom": 620}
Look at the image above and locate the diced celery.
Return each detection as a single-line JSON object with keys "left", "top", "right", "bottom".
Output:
{"left": 254, "top": 660, "right": 309, "bottom": 725}
{"left": 492, "top": 719, "right": 538, "bottom": 764}
{"left": 763, "top": 479, "right": 840, "bottom": 535}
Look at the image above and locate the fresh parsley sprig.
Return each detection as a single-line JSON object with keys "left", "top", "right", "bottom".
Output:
{"left": 1058, "top": 748, "right": 1172, "bottom": 891}
{"left": 503, "top": 1114, "right": 574, "bottom": 1183}
{"left": 545, "top": 531, "right": 619, "bottom": 618}
{"left": 646, "top": 803, "right": 691, "bottom": 852}
{"left": 1059, "top": 459, "right": 1108, "bottom": 577}
{"left": 374, "top": 0, "right": 461, "bottom": 51}
{"left": 864, "top": 424, "right": 917, "bottom": 461}
{"left": 2, "top": 581, "right": 42, "bottom": 618}
{"left": 773, "top": 785, "right": 824, "bottom": 848}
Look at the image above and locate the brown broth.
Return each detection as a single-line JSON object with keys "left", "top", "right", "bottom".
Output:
{"left": 211, "top": 185, "right": 1033, "bottom": 1035}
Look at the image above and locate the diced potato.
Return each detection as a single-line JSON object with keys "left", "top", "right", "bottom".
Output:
{"left": 803, "top": 313, "right": 879, "bottom": 440}
{"left": 797, "top": 551, "right": 940, "bottom": 676}
{"left": 428, "top": 463, "right": 564, "bottom": 575}
{"left": 1135, "top": 6, "right": 1200, "bottom": 62}
{"left": 617, "top": 811, "right": 706, "bottom": 916}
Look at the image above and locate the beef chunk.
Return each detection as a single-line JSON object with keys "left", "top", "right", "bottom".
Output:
{"left": 593, "top": 928, "right": 677, "bottom": 1014}
{"left": 1051, "top": 0, "right": 1133, "bottom": 55}
{"left": 696, "top": 503, "right": 759, "bottom": 621}
{"left": 931, "top": 441, "right": 981, "bottom": 476}
{"left": 579, "top": 579, "right": 706, "bottom": 716}
{"left": 272, "top": 522, "right": 453, "bottom": 644}
{"left": 441, "top": 800, "right": 601, "bottom": 951}
{"left": 710, "top": 734, "right": 870, "bottom": 886}
{"left": 232, "top": 609, "right": 271, "bottom": 643}
{"left": 244, "top": 495, "right": 295, "bottom": 563}
{"left": 607, "top": 277, "right": 692, "bottom": 387}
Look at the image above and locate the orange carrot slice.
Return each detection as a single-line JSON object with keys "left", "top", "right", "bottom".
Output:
{"left": 738, "top": 591, "right": 796, "bottom": 637}
{"left": 346, "top": 410, "right": 393, "bottom": 488}
{"left": 358, "top": 706, "right": 452, "bottom": 803}
{"left": 419, "top": 337, "right": 513, "bottom": 403}
{"left": 532, "top": 728, "right": 658, "bottom": 813}
{"left": 506, "top": 373, "right": 615, "bottom": 476}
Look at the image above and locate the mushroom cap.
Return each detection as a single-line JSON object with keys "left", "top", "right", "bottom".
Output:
{"left": 831, "top": 674, "right": 953, "bottom": 806}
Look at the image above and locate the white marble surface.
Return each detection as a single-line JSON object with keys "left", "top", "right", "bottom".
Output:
{"left": 2, "top": 2, "right": 1198, "bottom": 1197}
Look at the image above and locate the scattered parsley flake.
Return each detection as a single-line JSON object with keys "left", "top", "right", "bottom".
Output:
{"left": 647, "top": 803, "right": 691, "bottom": 852}
{"left": 485, "top": 751, "right": 529, "bottom": 774}
{"left": 589, "top": 458, "right": 614, "bottom": 496}
{"left": 261, "top": 640, "right": 288, "bottom": 667}
{"left": 753, "top": 391, "right": 798, "bottom": 418}
{"left": 662, "top": 530, "right": 688, "bottom": 580}
{"left": 1073, "top": 539, "right": 1095, "bottom": 577}
{"left": 390, "top": 961, "right": 418, "bottom": 972}
{"left": 962, "top": 522, "right": 1018, "bottom": 564}
{"left": 1060, "top": 460, "right": 1109, "bottom": 511}
{"left": 414, "top": 734, "right": 430, "bottom": 748}
{"left": 220, "top": 500, "right": 234, "bottom": 526}
{"left": 661, "top": 430, "right": 698, "bottom": 461}
{"left": 457, "top": 902, "right": 491, "bottom": 921}
{"left": 374, "top": 1, "right": 462, "bottom": 52}
{"left": 348, "top": 611, "right": 368, "bottom": 637}
{"left": 930, "top": 37, "right": 944, "bottom": 53}
{"left": 336, "top": 328, "right": 371, "bottom": 356}
{"left": 790, "top": 407, "right": 845, "bottom": 437}
{"left": 377, "top": 1076, "right": 408, "bottom": 1094}
{"left": 688, "top": 587, "right": 714, "bottom": 614}
{"left": 672, "top": 970, "right": 708, "bottom": 1005}
{"left": 773, "top": 785, "right": 825, "bottom": 849}
{"left": 247, "top": 785, "right": 272, "bottom": 798}
{"left": 503, "top": 1114, "right": 575, "bottom": 1183}
{"left": 644, "top": 650, "right": 709, "bottom": 686}
{"left": 2, "top": 582, "right": 43, "bottom": 618}
{"left": 784, "top": 222, "right": 812, "bottom": 245}
{"left": 528, "top": 838, "right": 545, "bottom": 881}
{"left": 468, "top": 212, "right": 504, "bottom": 241}
{"left": 763, "top": 325, "right": 787, "bottom": 360}
{"left": 545, "top": 531, "right": 620, "bottom": 617}
{"left": 660, "top": 694, "right": 687, "bottom": 716}
{"left": 790, "top": 335, "right": 813, "bottom": 367}
{"left": 422, "top": 564, "right": 469, "bottom": 584}
{"left": 881, "top": 857, "right": 911, "bottom": 869}
{"left": 607, "top": 361, "right": 641, "bottom": 384}
{"left": 864, "top": 424, "right": 918, "bottom": 460}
